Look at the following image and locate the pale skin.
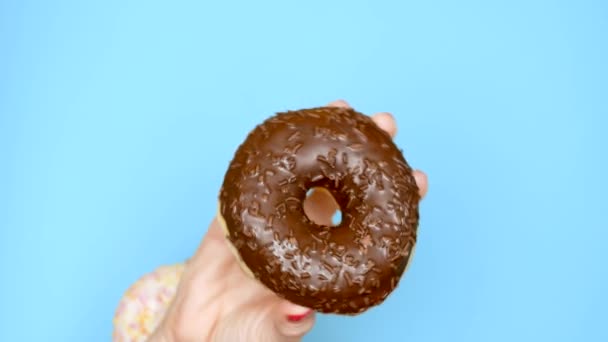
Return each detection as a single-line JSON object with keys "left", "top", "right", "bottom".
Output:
{"left": 148, "top": 100, "right": 429, "bottom": 342}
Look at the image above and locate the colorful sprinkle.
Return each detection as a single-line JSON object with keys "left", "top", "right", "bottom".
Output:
{"left": 112, "top": 264, "right": 185, "bottom": 342}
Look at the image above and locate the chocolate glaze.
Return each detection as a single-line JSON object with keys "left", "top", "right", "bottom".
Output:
{"left": 219, "top": 107, "right": 420, "bottom": 314}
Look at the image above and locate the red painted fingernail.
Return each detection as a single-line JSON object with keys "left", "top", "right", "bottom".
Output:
{"left": 286, "top": 310, "right": 312, "bottom": 322}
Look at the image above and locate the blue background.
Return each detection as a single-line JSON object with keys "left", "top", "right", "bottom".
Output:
{"left": 1, "top": 0, "right": 607, "bottom": 341}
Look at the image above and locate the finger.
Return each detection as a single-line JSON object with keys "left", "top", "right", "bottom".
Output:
{"left": 189, "top": 217, "right": 257, "bottom": 284}
{"left": 414, "top": 169, "right": 428, "bottom": 199}
{"left": 327, "top": 99, "right": 351, "bottom": 108}
{"left": 371, "top": 112, "right": 397, "bottom": 138}
{"left": 193, "top": 216, "right": 228, "bottom": 259}
{"left": 303, "top": 187, "right": 339, "bottom": 227}
{"left": 274, "top": 301, "right": 315, "bottom": 339}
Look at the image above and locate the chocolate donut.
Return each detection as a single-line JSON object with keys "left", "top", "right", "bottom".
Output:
{"left": 218, "top": 106, "right": 420, "bottom": 314}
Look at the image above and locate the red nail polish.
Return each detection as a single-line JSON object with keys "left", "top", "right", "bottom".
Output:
{"left": 287, "top": 310, "right": 312, "bottom": 322}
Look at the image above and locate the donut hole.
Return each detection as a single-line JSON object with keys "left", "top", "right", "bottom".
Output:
{"left": 303, "top": 187, "right": 342, "bottom": 227}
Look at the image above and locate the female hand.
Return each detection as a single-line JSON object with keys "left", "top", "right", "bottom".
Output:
{"left": 116, "top": 100, "right": 428, "bottom": 342}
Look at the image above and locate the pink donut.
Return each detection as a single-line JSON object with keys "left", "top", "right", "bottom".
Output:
{"left": 113, "top": 264, "right": 185, "bottom": 342}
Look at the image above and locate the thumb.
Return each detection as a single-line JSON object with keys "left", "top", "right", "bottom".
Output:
{"left": 211, "top": 299, "right": 314, "bottom": 342}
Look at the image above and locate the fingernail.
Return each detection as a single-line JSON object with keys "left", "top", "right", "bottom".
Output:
{"left": 286, "top": 310, "right": 312, "bottom": 322}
